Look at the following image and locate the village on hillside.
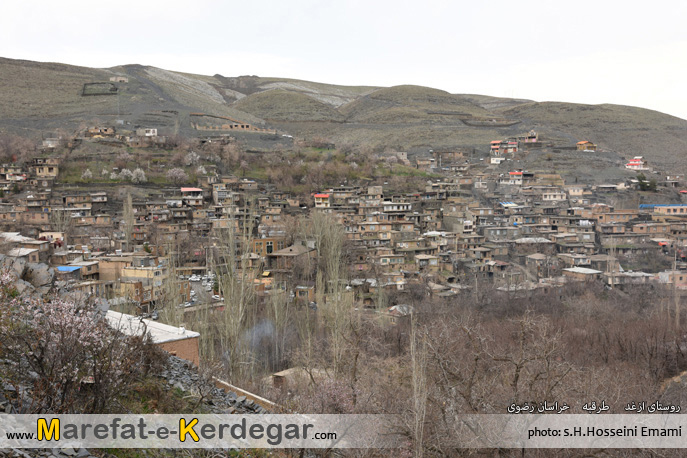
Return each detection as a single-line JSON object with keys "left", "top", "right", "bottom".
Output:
{"left": 5, "top": 1, "right": 687, "bottom": 451}
{"left": 3, "top": 103, "right": 687, "bottom": 458}
{"left": 1, "top": 125, "right": 686, "bottom": 343}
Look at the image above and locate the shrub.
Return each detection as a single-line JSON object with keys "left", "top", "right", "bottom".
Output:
{"left": 131, "top": 168, "right": 147, "bottom": 184}
{"left": 166, "top": 168, "right": 188, "bottom": 184}
{"left": 119, "top": 168, "right": 133, "bottom": 181}
{"left": 184, "top": 152, "right": 200, "bottom": 166}
{"left": 0, "top": 272, "right": 163, "bottom": 413}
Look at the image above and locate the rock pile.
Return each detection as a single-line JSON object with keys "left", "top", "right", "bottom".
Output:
{"left": 0, "top": 357, "right": 270, "bottom": 458}
{"left": 0, "top": 447, "right": 98, "bottom": 458}
{"left": 161, "top": 356, "right": 269, "bottom": 414}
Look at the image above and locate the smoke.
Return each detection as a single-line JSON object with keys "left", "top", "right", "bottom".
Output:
{"left": 242, "top": 319, "right": 275, "bottom": 350}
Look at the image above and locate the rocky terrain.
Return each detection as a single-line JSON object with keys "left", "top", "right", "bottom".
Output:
{"left": 0, "top": 255, "right": 54, "bottom": 297}
{"left": 0, "top": 357, "right": 267, "bottom": 458}
{"left": 0, "top": 253, "right": 266, "bottom": 458}
{"left": 0, "top": 447, "right": 97, "bottom": 458}
{"left": 161, "top": 356, "right": 268, "bottom": 415}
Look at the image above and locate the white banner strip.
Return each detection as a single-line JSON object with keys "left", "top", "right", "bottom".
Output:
{"left": 0, "top": 414, "right": 400, "bottom": 449}
{"left": 451, "top": 414, "right": 687, "bottom": 448}
{"left": 5, "top": 413, "right": 687, "bottom": 449}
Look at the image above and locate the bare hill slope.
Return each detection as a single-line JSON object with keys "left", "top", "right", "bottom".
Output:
{"left": 233, "top": 89, "right": 345, "bottom": 122}
{"left": 0, "top": 57, "right": 685, "bottom": 172}
{"left": 499, "top": 102, "right": 687, "bottom": 170}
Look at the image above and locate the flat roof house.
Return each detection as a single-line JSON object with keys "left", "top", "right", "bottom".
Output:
{"left": 105, "top": 311, "right": 200, "bottom": 366}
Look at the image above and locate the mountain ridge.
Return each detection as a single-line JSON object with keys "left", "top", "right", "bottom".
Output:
{"left": 0, "top": 56, "right": 685, "bottom": 172}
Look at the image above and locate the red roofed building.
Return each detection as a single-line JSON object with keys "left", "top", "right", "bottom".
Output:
{"left": 576, "top": 141, "right": 597, "bottom": 151}
{"left": 508, "top": 171, "right": 523, "bottom": 185}
{"left": 491, "top": 139, "right": 518, "bottom": 156}
{"left": 314, "top": 193, "right": 331, "bottom": 208}
{"left": 626, "top": 156, "right": 649, "bottom": 171}
{"left": 181, "top": 187, "right": 204, "bottom": 206}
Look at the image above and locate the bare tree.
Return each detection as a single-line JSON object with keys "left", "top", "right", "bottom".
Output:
{"left": 269, "top": 289, "right": 293, "bottom": 371}
{"left": 0, "top": 133, "right": 37, "bottom": 164}
{"left": 122, "top": 192, "right": 134, "bottom": 250}
{"left": 410, "top": 315, "right": 428, "bottom": 458}
{"left": 49, "top": 209, "right": 74, "bottom": 244}
{"left": 193, "top": 199, "right": 261, "bottom": 385}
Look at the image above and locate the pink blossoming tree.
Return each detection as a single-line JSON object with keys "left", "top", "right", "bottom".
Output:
{"left": 0, "top": 272, "right": 163, "bottom": 413}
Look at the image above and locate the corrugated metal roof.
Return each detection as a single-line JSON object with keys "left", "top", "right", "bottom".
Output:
{"left": 57, "top": 266, "right": 81, "bottom": 272}
{"left": 106, "top": 311, "right": 199, "bottom": 343}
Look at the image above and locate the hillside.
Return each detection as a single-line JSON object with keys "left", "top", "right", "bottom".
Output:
{"left": 498, "top": 102, "right": 687, "bottom": 171}
{"left": 233, "top": 89, "right": 345, "bottom": 122}
{"left": 339, "top": 85, "right": 495, "bottom": 124}
{"left": 0, "top": 57, "right": 686, "bottom": 172}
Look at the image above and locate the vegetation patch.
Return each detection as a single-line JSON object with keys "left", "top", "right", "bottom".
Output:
{"left": 82, "top": 82, "right": 118, "bottom": 96}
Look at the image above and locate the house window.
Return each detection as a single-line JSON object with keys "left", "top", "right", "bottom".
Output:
{"left": 266, "top": 241, "right": 274, "bottom": 254}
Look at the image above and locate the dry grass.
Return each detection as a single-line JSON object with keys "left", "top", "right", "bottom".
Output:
{"left": 339, "top": 85, "right": 494, "bottom": 123}
{"left": 233, "top": 89, "right": 345, "bottom": 122}
{"left": 0, "top": 57, "right": 111, "bottom": 120}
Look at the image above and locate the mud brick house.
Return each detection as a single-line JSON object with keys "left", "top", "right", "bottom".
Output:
{"left": 266, "top": 244, "right": 316, "bottom": 271}
{"left": 563, "top": 266, "right": 602, "bottom": 281}
{"left": 31, "top": 157, "right": 59, "bottom": 178}
{"left": 314, "top": 193, "right": 331, "bottom": 208}
{"left": 8, "top": 247, "right": 39, "bottom": 263}
{"left": 576, "top": 141, "right": 597, "bottom": 151}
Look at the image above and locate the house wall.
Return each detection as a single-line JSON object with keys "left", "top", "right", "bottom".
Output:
{"left": 157, "top": 337, "right": 200, "bottom": 366}
{"left": 563, "top": 270, "right": 600, "bottom": 281}
{"left": 99, "top": 259, "right": 131, "bottom": 282}
{"left": 655, "top": 206, "right": 687, "bottom": 216}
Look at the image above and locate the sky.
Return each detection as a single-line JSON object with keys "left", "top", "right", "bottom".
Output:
{"left": 2, "top": 0, "right": 686, "bottom": 120}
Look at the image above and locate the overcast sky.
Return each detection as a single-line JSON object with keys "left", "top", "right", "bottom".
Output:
{"left": 2, "top": 0, "right": 686, "bottom": 120}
